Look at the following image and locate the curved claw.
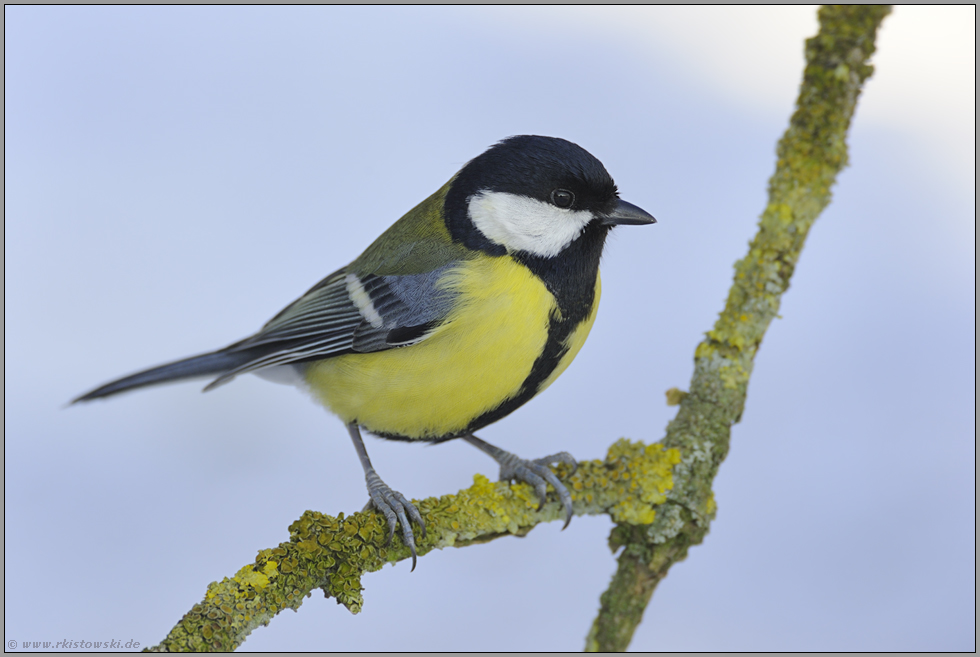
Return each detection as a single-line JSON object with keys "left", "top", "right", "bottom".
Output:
{"left": 500, "top": 455, "right": 575, "bottom": 529}
{"left": 463, "top": 435, "right": 577, "bottom": 530}
{"left": 530, "top": 452, "right": 576, "bottom": 528}
{"left": 364, "top": 471, "right": 425, "bottom": 571}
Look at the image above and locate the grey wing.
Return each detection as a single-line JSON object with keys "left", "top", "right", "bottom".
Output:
{"left": 204, "top": 264, "right": 457, "bottom": 389}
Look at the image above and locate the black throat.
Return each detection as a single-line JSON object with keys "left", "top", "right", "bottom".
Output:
{"left": 458, "top": 220, "right": 610, "bottom": 436}
{"left": 513, "top": 220, "right": 609, "bottom": 325}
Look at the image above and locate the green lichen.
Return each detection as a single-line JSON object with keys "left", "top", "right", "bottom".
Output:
{"left": 148, "top": 440, "right": 681, "bottom": 652}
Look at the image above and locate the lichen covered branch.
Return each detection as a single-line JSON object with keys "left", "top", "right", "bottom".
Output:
{"left": 585, "top": 5, "right": 892, "bottom": 652}
{"left": 148, "top": 440, "right": 680, "bottom": 652}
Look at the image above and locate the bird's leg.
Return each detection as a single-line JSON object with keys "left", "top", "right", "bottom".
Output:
{"left": 461, "top": 434, "right": 577, "bottom": 529}
{"left": 347, "top": 422, "right": 425, "bottom": 571}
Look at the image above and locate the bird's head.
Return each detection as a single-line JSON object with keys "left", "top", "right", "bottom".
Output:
{"left": 444, "top": 135, "right": 655, "bottom": 259}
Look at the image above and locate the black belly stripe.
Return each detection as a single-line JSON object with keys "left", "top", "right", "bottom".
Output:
{"left": 374, "top": 221, "right": 610, "bottom": 443}
{"left": 449, "top": 221, "right": 610, "bottom": 441}
{"left": 457, "top": 308, "right": 581, "bottom": 437}
{"left": 372, "top": 300, "right": 593, "bottom": 444}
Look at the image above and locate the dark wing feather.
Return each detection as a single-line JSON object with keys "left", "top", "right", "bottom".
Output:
{"left": 203, "top": 264, "right": 457, "bottom": 389}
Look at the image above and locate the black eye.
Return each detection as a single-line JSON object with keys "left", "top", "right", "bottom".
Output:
{"left": 551, "top": 189, "right": 575, "bottom": 209}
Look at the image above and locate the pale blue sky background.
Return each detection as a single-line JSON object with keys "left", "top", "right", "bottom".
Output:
{"left": 5, "top": 6, "right": 975, "bottom": 651}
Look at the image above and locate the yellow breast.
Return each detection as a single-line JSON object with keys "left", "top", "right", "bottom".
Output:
{"left": 304, "top": 256, "right": 600, "bottom": 440}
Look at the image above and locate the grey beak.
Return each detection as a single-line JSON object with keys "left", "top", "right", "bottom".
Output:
{"left": 600, "top": 199, "right": 657, "bottom": 226}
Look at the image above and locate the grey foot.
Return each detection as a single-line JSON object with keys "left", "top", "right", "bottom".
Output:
{"left": 363, "top": 470, "right": 426, "bottom": 571}
{"left": 347, "top": 422, "right": 425, "bottom": 570}
{"left": 463, "top": 435, "right": 578, "bottom": 529}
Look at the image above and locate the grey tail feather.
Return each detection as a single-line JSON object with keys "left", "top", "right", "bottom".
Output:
{"left": 72, "top": 349, "right": 255, "bottom": 403}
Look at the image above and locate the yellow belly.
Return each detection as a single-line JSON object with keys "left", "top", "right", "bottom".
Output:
{"left": 304, "top": 256, "right": 599, "bottom": 439}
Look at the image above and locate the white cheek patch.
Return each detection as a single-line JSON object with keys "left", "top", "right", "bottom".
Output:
{"left": 468, "top": 190, "right": 594, "bottom": 258}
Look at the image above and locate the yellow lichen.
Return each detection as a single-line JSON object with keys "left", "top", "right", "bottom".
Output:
{"left": 153, "top": 438, "right": 682, "bottom": 651}
{"left": 234, "top": 567, "right": 270, "bottom": 591}
{"left": 601, "top": 439, "right": 681, "bottom": 525}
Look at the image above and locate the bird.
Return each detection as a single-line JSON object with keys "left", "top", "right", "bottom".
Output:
{"left": 73, "top": 135, "right": 656, "bottom": 569}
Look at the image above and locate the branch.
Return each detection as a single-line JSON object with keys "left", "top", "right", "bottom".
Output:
{"left": 148, "top": 439, "right": 681, "bottom": 652}
{"left": 585, "top": 5, "right": 892, "bottom": 651}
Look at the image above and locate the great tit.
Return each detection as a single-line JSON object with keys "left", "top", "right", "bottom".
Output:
{"left": 74, "top": 135, "right": 656, "bottom": 569}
